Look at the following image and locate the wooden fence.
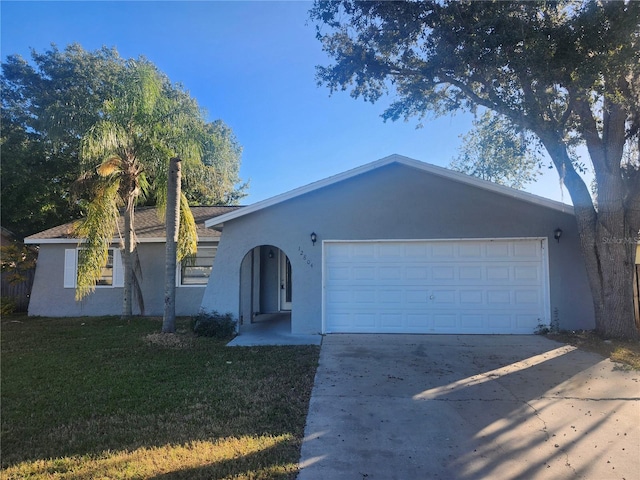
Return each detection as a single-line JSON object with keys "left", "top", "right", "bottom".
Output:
{"left": 1, "top": 268, "right": 35, "bottom": 312}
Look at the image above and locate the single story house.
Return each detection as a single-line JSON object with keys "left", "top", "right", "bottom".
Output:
{"left": 201, "top": 154, "right": 595, "bottom": 335}
{"left": 25, "top": 206, "right": 239, "bottom": 317}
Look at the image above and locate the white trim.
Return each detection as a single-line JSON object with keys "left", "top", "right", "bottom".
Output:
{"left": 64, "top": 247, "right": 123, "bottom": 289}
{"left": 322, "top": 236, "right": 548, "bottom": 244}
{"left": 205, "top": 154, "right": 574, "bottom": 228}
{"left": 113, "top": 249, "right": 124, "bottom": 287}
{"left": 321, "top": 240, "right": 327, "bottom": 334}
{"left": 541, "top": 238, "right": 551, "bottom": 328}
{"left": 63, "top": 249, "right": 77, "bottom": 288}
{"left": 321, "top": 237, "right": 551, "bottom": 334}
{"left": 278, "top": 250, "right": 292, "bottom": 311}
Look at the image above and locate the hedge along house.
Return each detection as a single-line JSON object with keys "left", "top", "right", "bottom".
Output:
{"left": 201, "top": 155, "right": 594, "bottom": 336}
{"left": 25, "top": 206, "right": 240, "bottom": 316}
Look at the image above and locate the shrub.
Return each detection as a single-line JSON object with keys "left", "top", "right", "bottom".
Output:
{"left": 191, "top": 310, "right": 237, "bottom": 339}
{"left": 1, "top": 297, "right": 17, "bottom": 316}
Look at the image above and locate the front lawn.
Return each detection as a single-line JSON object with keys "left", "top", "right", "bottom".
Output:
{"left": 1, "top": 315, "right": 320, "bottom": 479}
{"left": 547, "top": 330, "right": 640, "bottom": 370}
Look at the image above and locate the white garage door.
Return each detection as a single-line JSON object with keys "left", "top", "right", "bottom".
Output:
{"left": 323, "top": 239, "right": 549, "bottom": 334}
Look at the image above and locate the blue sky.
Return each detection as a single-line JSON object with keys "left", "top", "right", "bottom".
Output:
{"left": 1, "top": 0, "right": 575, "bottom": 204}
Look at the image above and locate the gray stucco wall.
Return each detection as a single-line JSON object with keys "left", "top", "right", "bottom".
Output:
{"left": 29, "top": 242, "right": 213, "bottom": 317}
{"left": 201, "top": 163, "right": 594, "bottom": 334}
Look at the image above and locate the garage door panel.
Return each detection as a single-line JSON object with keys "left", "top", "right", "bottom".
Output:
{"left": 514, "top": 265, "right": 541, "bottom": 281}
{"left": 353, "top": 289, "right": 377, "bottom": 304}
{"left": 514, "top": 241, "right": 542, "bottom": 258}
{"left": 432, "top": 266, "right": 456, "bottom": 280}
{"left": 406, "top": 266, "right": 429, "bottom": 279}
{"left": 488, "top": 315, "right": 512, "bottom": 328}
{"left": 514, "top": 289, "right": 541, "bottom": 305}
{"left": 487, "top": 290, "right": 511, "bottom": 304}
{"left": 486, "top": 266, "right": 510, "bottom": 281}
{"left": 354, "top": 313, "right": 376, "bottom": 328}
{"left": 352, "top": 244, "right": 376, "bottom": 257}
{"left": 432, "top": 290, "right": 456, "bottom": 304}
{"left": 460, "top": 290, "right": 483, "bottom": 304}
{"left": 379, "top": 244, "right": 403, "bottom": 257}
{"left": 381, "top": 313, "right": 403, "bottom": 327}
{"left": 379, "top": 290, "right": 403, "bottom": 304}
{"left": 432, "top": 244, "right": 456, "bottom": 258}
{"left": 460, "top": 266, "right": 483, "bottom": 280}
{"left": 460, "top": 314, "right": 483, "bottom": 328}
{"left": 486, "top": 242, "right": 511, "bottom": 257}
{"left": 407, "top": 313, "right": 430, "bottom": 328}
{"left": 353, "top": 266, "right": 376, "bottom": 280}
{"left": 324, "top": 240, "right": 548, "bottom": 334}
{"left": 459, "top": 243, "right": 483, "bottom": 257}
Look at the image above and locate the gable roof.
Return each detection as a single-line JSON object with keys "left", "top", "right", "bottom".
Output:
{"left": 24, "top": 206, "right": 242, "bottom": 245}
{"left": 205, "top": 154, "right": 574, "bottom": 229}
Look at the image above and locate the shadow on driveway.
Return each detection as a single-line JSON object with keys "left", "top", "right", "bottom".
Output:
{"left": 298, "top": 335, "right": 640, "bottom": 480}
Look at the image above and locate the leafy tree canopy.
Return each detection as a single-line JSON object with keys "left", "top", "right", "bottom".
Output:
{"left": 449, "top": 111, "right": 541, "bottom": 190}
{"left": 1, "top": 44, "right": 246, "bottom": 239}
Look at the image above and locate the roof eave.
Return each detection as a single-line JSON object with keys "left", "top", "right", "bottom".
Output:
{"left": 204, "top": 154, "right": 575, "bottom": 228}
{"left": 24, "top": 236, "right": 221, "bottom": 245}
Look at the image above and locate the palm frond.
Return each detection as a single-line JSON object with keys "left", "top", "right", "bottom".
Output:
{"left": 81, "top": 121, "right": 129, "bottom": 168}
{"left": 177, "top": 193, "right": 198, "bottom": 262}
{"left": 74, "top": 179, "right": 122, "bottom": 301}
{"left": 97, "top": 156, "right": 124, "bottom": 177}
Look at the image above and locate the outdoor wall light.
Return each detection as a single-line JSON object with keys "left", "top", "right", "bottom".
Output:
{"left": 268, "top": 249, "right": 274, "bottom": 259}
{"left": 554, "top": 228, "right": 563, "bottom": 243}
{"left": 310, "top": 232, "right": 317, "bottom": 246}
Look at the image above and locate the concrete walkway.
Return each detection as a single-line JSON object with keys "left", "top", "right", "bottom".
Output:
{"left": 298, "top": 334, "right": 640, "bottom": 480}
{"left": 226, "top": 313, "right": 322, "bottom": 346}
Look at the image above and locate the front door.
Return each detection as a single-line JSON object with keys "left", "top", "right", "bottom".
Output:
{"left": 280, "top": 252, "right": 292, "bottom": 311}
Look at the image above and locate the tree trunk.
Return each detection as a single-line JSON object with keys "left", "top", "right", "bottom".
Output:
{"left": 587, "top": 227, "right": 638, "bottom": 339}
{"left": 540, "top": 132, "right": 639, "bottom": 339}
{"left": 162, "top": 157, "right": 181, "bottom": 333}
{"left": 122, "top": 197, "right": 135, "bottom": 319}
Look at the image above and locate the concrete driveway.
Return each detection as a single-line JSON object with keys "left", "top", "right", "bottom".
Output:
{"left": 297, "top": 335, "right": 640, "bottom": 480}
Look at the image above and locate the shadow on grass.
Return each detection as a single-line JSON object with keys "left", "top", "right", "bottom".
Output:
{"left": 148, "top": 440, "right": 300, "bottom": 479}
{"left": 1, "top": 315, "right": 320, "bottom": 479}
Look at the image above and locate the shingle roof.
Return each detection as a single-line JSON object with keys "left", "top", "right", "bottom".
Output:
{"left": 24, "top": 206, "right": 242, "bottom": 244}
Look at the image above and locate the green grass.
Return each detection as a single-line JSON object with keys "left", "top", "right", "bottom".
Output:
{"left": 1, "top": 315, "right": 320, "bottom": 479}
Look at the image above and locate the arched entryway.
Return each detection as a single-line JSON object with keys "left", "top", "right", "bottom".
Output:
{"left": 238, "top": 245, "right": 292, "bottom": 333}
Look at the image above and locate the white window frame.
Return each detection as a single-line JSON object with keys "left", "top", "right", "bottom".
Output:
{"left": 177, "top": 246, "right": 217, "bottom": 287}
{"left": 64, "top": 247, "right": 124, "bottom": 288}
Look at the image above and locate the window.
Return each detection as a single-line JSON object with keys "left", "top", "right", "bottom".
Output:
{"left": 180, "top": 246, "right": 216, "bottom": 286}
{"left": 64, "top": 248, "right": 123, "bottom": 288}
{"left": 96, "top": 250, "right": 114, "bottom": 286}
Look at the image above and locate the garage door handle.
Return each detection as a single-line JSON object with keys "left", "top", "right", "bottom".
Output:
{"left": 429, "top": 295, "right": 435, "bottom": 300}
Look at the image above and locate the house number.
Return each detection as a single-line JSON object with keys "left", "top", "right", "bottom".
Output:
{"left": 298, "top": 246, "right": 314, "bottom": 268}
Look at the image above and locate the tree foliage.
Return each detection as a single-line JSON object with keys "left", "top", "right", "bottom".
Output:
{"left": 1, "top": 44, "right": 247, "bottom": 239}
{"left": 76, "top": 60, "right": 210, "bottom": 316}
{"left": 311, "top": 0, "right": 640, "bottom": 338}
{"left": 449, "top": 111, "right": 540, "bottom": 189}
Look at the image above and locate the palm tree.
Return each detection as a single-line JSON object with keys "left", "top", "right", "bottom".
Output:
{"left": 76, "top": 61, "right": 202, "bottom": 319}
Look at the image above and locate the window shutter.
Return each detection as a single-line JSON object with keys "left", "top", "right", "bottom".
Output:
{"left": 64, "top": 249, "right": 77, "bottom": 288}
{"left": 176, "top": 261, "right": 182, "bottom": 287}
{"left": 113, "top": 249, "right": 124, "bottom": 287}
